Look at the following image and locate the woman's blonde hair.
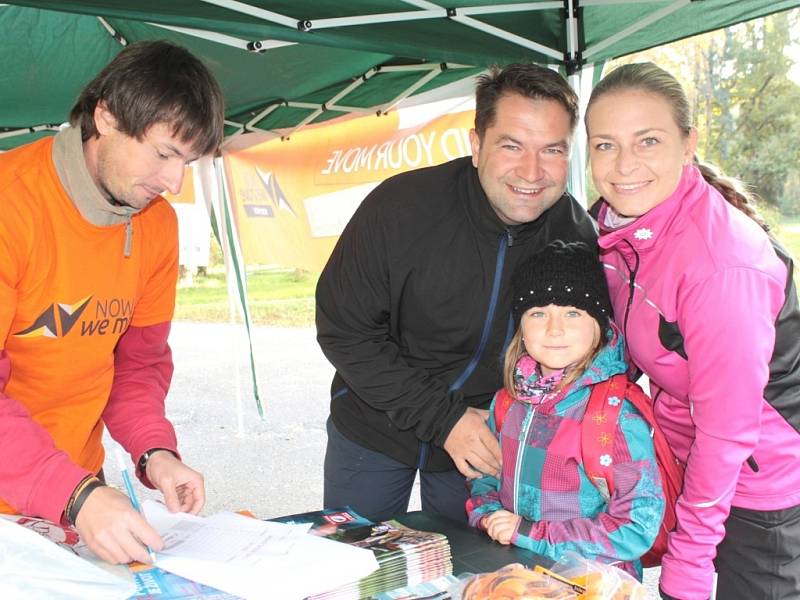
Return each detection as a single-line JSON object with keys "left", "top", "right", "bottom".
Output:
{"left": 586, "top": 62, "right": 768, "bottom": 232}
{"left": 502, "top": 319, "right": 605, "bottom": 399}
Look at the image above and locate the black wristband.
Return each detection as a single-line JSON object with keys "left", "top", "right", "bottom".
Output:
{"left": 137, "top": 448, "right": 177, "bottom": 477}
{"left": 67, "top": 479, "right": 104, "bottom": 526}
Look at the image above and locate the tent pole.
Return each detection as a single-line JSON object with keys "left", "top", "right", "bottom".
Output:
{"left": 378, "top": 68, "right": 444, "bottom": 116}
{"left": 279, "top": 63, "right": 473, "bottom": 138}
{"left": 584, "top": 0, "right": 689, "bottom": 60}
{"left": 308, "top": 9, "right": 444, "bottom": 29}
{"left": 197, "top": 0, "right": 297, "bottom": 29}
{"left": 0, "top": 125, "right": 59, "bottom": 140}
{"left": 149, "top": 22, "right": 297, "bottom": 54}
{"left": 286, "top": 101, "right": 373, "bottom": 114}
{"left": 568, "top": 62, "right": 603, "bottom": 207}
{"left": 452, "top": 14, "right": 562, "bottom": 58}
{"left": 96, "top": 17, "right": 127, "bottom": 46}
{"left": 284, "top": 69, "right": 378, "bottom": 139}
{"left": 582, "top": 0, "right": 666, "bottom": 6}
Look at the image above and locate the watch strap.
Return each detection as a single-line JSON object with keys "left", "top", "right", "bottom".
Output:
{"left": 136, "top": 447, "right": 177, "bottom": 477}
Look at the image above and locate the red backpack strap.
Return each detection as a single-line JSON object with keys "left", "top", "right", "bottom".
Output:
{"left": 492, "top": 388, "right": 514, "bottom": 432}
{"left": 623, "top": 383, "right": 685, "bottom": 568}
{"left": 623, "top": 383, "right": 684, "bottom": 504}
{"left": 581, "top": 374, "right": 628, "bottom": 500}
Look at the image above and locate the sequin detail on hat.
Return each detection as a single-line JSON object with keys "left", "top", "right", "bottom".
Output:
{"left": 510, "top": 241, "right": 612, "bottom": 330}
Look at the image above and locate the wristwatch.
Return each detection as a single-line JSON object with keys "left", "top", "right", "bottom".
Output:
{"left": 137, "top": 448, "right": 177, "bottom": 476}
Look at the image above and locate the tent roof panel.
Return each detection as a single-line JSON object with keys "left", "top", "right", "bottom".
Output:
{"left": 2, "top": 1, "right": 799, "bottom": 149}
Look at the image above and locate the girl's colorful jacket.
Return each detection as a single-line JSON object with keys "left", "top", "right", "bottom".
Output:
{"left": 597, "top": 165, "right": 800, "bottom": 600}
{"left": 466, "top": 331, "right": 664, "bottom": 577}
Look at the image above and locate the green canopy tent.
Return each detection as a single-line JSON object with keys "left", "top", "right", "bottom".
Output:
{"left": 3, "top": 1, "right": 800, "bottom": 150}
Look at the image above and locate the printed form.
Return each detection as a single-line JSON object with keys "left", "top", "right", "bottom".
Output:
{"left": 143, "top": 500, "right": 378, "bottom": 599}
{"left": 145, "top": 501, "right": 309, "bottom": 563}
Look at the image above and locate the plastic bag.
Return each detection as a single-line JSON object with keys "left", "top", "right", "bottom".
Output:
{"left": 457, "top": 562, "right": 581, "bottom": 599}
{"left": 547, "top": 552, "right": 648, "bottom": 600}
{"left": 449, "top": 554, "right": 648, "bottom": 600}
{"left": 0, "top": 516, "right": 136, "bottom": 600}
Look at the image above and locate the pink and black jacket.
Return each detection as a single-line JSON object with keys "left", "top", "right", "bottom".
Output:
{"left": 598, "top": 165, "right": 800, "bottom": 600}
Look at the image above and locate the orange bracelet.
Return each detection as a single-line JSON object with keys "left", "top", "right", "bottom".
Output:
{"left": 65, "top": 476, "right": 103, "bottom": 526}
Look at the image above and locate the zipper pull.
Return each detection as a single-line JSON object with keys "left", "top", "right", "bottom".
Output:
{"left": 124, "top": 217, "right": 132, "bottom": 257}
{"left": 506, "top": 230, "right": 514, "bottom": 247}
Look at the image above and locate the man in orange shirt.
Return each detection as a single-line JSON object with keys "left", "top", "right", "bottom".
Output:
{"left": 0, "top": 41, "right": 225, "bottom": 564}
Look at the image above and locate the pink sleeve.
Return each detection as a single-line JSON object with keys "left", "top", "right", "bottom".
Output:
{"left": 660, "top": 266, "right": 785, "bottom": 600}
{"left": 0, "top": 350, "right": 90, "bottom": 522}
{"left": 103, "top": 322, "right": 179, "bottom": 489}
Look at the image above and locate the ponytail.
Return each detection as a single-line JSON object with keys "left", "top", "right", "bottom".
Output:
{"left": 693, "top": 157, "right": 770, "bottom": 233}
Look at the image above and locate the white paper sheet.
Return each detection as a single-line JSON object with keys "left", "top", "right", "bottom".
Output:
{"left": 143, "top": 500, "right": 379, "bottom": 599}
{"left": 144, "top": 501, "right": 310, "bottom": 564}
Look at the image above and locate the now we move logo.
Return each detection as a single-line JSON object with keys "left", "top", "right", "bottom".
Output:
{"left": 14, "top": 296, "right": 134, "bottom": 339}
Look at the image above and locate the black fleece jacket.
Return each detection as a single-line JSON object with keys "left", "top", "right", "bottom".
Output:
{"left": 316, "top": 157, "right": 597, "bottom": 471}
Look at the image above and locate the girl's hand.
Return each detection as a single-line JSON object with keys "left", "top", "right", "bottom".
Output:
{"left": 484, "top": 510, "right": 521, "bottom": 545}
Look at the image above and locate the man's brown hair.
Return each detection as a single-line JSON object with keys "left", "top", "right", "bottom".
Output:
{"left": 70, "top": 40, "right": 225, "bottom": 156}
{"left": 474, "top": 63, "right": 578, "bottom": 138}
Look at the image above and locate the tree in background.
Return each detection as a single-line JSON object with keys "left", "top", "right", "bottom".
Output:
{"left": 609, "top": 9, "right": 800, "bottom": 214}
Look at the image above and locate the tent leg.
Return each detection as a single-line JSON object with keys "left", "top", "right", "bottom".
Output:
{"left": 228, "top": 288, "right": 246, "bottom": 438}
{"left": 567, "top": 61, "right": 604, "bottom": 208}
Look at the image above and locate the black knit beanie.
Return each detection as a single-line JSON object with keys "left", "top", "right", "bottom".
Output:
{"left": 511, "top": 241, "right": 612, "bottom": 329}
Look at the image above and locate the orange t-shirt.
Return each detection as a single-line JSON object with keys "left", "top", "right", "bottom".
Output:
{"left": 0, "top": 137, "right": 178, "bottom": 515}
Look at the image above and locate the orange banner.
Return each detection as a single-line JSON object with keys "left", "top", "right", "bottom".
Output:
{"left": 223, "top": 102, "right": 475, "bottom": 272}
{"left": 162, "top": 167, "right": 195, "bottom": 204}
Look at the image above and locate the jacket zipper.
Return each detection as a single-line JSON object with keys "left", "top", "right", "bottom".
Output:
{"left": 123, "top": 216, "right": 133, "bottom": 258}
{"left": 513, "top": 402, "right": 535, "bottom": 514}
{"left": 448, "top": 232, "right": 509, "bottom": 392}
{"left": 620, "top": 238, "right": 640, "bottom": 342}
{"left": 418, "top": 232, "right": 510, "bottom": 470}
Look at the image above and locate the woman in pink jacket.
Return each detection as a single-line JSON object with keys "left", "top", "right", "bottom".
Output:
{"left": 585, "top": 62, "right": 800, "bottom": 600}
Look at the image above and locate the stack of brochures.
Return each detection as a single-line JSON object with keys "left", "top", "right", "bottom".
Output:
{"left": 272, "top": 508, "right": 453, "bottom": 600}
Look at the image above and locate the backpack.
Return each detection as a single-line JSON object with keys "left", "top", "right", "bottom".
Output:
{"left": 493, "top": 373, "right": 684, "bottom": 568}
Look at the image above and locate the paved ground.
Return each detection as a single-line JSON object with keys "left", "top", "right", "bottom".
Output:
{"left": 102, "top": 321, "right": 658, "bottom": 597}
{"left": 103, "top": 321, "right": 340, "bottom": 519}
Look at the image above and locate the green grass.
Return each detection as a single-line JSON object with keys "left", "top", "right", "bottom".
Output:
{"left": 174, "top": 267, "right": 318, "bottom": 327}
{"left": 777, "top": 228, "right": 800, "bottom": 260}
{"left": 768, "top": 217, "right": 800, "bottom": 289}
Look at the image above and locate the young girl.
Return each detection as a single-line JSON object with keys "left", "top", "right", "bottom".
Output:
{"left": 587, "top": 62, "right": 800, "bottom": 600}
{"left": 466, "top": 241, "right": 664, "bottom": 578}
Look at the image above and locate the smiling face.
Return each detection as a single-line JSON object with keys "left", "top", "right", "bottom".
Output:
{"left": 84, "top": 102, "right": 199, "bottom": 210}
{"left": 586, "top": 89, "right": 697, "bottom": 218}
{"left": 521, "top": 304, "right": 600, "bottom": 376}
{"left": 470, "top": 93, "right": 572, "bottom": 226}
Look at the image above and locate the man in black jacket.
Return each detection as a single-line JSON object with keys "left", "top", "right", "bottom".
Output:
{"left": 316, "top": 64, "right": 597, "bottom": 523}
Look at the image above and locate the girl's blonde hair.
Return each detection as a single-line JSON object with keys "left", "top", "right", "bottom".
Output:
{"left": 502, "top": 318, "right": 605, "bottom": 399}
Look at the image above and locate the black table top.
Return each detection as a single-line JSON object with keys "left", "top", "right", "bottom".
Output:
{"left": 394, "top": 511, "right": 552, "bottom": 576}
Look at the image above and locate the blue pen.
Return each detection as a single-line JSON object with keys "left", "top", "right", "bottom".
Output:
{"left": 115, "top": 447, "right": 157, "bottom": 563}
